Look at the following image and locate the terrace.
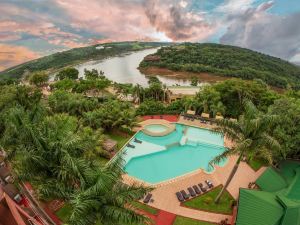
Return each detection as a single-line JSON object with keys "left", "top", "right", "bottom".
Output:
{"left": 120, "top": 117, "right": 266, "bottom": 224}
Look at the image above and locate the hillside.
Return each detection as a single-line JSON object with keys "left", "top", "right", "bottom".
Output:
{"left": 139, "top": 43, "right": 300, "bottom": 89}
{"left": 0, "top": 42, "right": 169, "bottom": 80}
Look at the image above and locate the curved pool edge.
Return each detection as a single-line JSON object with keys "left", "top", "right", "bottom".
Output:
{"left": 142, "top": 123, "right": 175, "bottom": 137}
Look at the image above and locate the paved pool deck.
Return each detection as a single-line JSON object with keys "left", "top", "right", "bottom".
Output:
{"left": 123, "top": 117, "right": 266, "bottom": 224}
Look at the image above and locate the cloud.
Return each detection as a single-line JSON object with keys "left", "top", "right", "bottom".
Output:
{"left": 0, "top": 44, "right": 40, "bottom": 71}
{"left": 144, "top": 0, "right": 215, "bottom": 41}
{"left": 220, "top": 2, "right": 300, "bottom": 61}
{"left": 54, "top": 0, "right": 215, "bottom": 42}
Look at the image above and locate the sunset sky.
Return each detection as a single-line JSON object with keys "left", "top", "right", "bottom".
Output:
{"left": 0, "top": 0, "right": 300, "bottom": 71}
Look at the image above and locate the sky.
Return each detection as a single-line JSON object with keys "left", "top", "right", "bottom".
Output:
{"left": 0, "top": 0, "right": 300, "bottom": 71}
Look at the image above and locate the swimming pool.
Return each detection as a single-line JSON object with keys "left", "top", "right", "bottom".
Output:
{"left": 122, "top": 123, "right": 227, "bottom": 184}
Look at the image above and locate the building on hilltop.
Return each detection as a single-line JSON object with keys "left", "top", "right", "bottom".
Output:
{"left": 236, "top": 160, "right": 300, "bottom": 225}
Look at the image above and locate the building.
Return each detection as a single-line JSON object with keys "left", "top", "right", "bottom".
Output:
{"left": 0, "top": 166, "right": 14, "bottom": 184}
{"left": 236, "top": 160, "right": 300, "bottom": 225}
{"left": 0, "top": 185, "right": 42, "bottom": 225}
{"left": 166, "top": 87, "right": 199, "bottom": 103}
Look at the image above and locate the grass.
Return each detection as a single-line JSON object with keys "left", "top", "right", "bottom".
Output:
{"left": 183, "top": 186, "right": 235, "bottom": 214}
{"left": 55, "top": 204, "right": 73, "bottom": 223}
{"left": 173, "top": 216, "right": 216, "bottom": 225}
{"left": 131, "top": 201, "right": 159, "bottom": 215}
{"left": 248, "top": 157, "right": 267, "bottom": 171}
{"left": 106, "top": 132, "right": 132, "bottom": 150}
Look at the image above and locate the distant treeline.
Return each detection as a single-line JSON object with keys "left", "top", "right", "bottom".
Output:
{"left": 139, "top": 43, "right": 300, "bottom": 89}
{"left": 0, "top": 42, "right": 169, "bottom": 80}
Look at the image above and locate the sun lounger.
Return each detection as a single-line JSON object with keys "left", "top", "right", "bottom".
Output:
{"left": 176, "top": 192, "right": 184, "bottom": 202}
{"left": 134, "top": 138, "right": 142, "bottom": 144}
{"left": 127, "top": 143, "right": 135, "bottom": 148}
{"left": 143, "top": 193, "right": 152, "bottom": 203}
{"left": 192, "top": 185, "right": 201, "bottom": 194}
{"left": 198, "top": 183, "right": 207, "bottom": 192}
{"left": 205, "top": 180, "right": 214, "bottom": 188}
{"left": 180, "top": 190, "right": 190, "bottom": 200}
{"left": 187, "top": 187, "right": 196, "bottom": 197}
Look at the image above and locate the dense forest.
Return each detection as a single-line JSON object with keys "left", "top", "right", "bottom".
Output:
{"left": 0, "top": 41, "right": 169, "bottom": 80}
{"left": 139, "top": 43, "right": 300, "bottom": 89}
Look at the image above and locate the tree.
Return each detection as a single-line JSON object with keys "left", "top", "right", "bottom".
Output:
{"left": 68, "top": 157, "right": 151, "bottom": 225}
{"left": 48, "top": 90, "right": 98, "bottom": 117}
{"left": 195, "top": 85, "right": 225, "bottom": 117}
{"left": 28, "top": 71, "right": 48, "bottom": 87}
{"left": 211, "top": 101, "right": 280, "bottom": 203}
{"left": 56, "top": 67, "right": 79, "bottom": 80}
{"left": 84, "top": 69, "right": 105, "bottom": 80}
{"left": 268, "top": 97, "right": 300, "bottom": 161}
{"left": 83, "top": 100, "right": 136, "bottom": 131}
{"left": 191, "top": 76, "right": 198, "bottom": 86}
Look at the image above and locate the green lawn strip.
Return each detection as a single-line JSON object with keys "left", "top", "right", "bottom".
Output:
{"left": 183, "top": 186, "right": 234, "bottom": 214}
{"left": 55, "top": 204, "right": 73, "bottom": 223}
{"left": 131, "top": 201, "right": 159, "bottom": 215}
{"left": 248, "top": 157, "right": 267, "bottom": 171}
{"left": 106, "top": 132, "right": 132, "bottom": 150}
{"left": 173, "top": 216, "right": 217, "bottom": 225}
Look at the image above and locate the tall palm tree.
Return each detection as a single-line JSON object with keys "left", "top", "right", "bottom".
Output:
{"left": 211, "top": 101, "right": 280, "bottom": 203}
{"left": 68, "top": 156, "right": 151, "bottom": 225}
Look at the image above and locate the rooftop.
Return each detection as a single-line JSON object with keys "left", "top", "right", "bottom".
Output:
{"left": 236, "top": 160, "right": 300, "bottom": 225}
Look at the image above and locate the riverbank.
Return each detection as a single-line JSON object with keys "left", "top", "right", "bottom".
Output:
{"left": 139, "top": 66, "right": 285, "bottom": 93}
{"left": 139, "top": 66, "right": 230, "bottom": 84}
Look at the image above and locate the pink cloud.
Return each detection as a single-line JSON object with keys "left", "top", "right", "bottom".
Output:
{"left": 0, "top": 44, "right": 40, "bottom": 71}
{"left": 55, "top": 0, "right": 215, "bottom": 42}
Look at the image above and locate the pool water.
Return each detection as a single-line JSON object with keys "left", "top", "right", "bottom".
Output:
{"left": 123, "top": 124, "right": 227, "bottom": 184}
{"left": 144, "top": 124, "right": 168, "bottom": 133}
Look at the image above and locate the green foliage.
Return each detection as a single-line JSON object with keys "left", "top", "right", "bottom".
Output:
{"left": 48, "top": 90, "right": 98, "bottom": 116}
{"left": 28, "top": 71, "right": 48, "bottom": 86}
{"left": 173, "top": 217, "right": 216, "bottom": 225}
{"left": 212, "top": 101, "right": 280, "bottom": 166}
{"left": 56, "top": 67, "right": 79, "bottom": 80}
{"left": 140, "top": 43, "right": 300, "bottom": 89}
{"left": 191, "top": 76, "right": 198, "bottom": 86}
{"left": 136, "top": 98, "right": 187, "bottom": 115}
{"left": 268, "top": 97, "right": 300, "bottom": 161}
{"left": 183, "top": 186, "right": 234, "bottom": 214}
{"left": 131, "top": 201, "right": 158, "bottom": 215}
{"left": 68, "top": 157, "right": 151, "bottom": 225}
{"left": 84, "top": 69, "right": 105, "bottom": 80}
{"left": 193, "top": 79, "right": 279, "bottom": 118}
{"left": 0, "top": 42, "right": 169, "bottom": 80}
{"left": 83, "top": 100, "right": 136, "bottom": 131}
{"left": 136, "top": 100, "right": 165, "bottom": 115}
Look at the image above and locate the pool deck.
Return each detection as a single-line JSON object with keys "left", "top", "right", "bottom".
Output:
{"left": 123, "top": 117, "right": 266, "bottom": 223}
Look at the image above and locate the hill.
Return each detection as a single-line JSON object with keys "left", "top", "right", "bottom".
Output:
{"left": 139, "top": 43, "right": 300, "bottom": 89}
{"left": 0, "top": 42, "right": 169, "bottom": 80}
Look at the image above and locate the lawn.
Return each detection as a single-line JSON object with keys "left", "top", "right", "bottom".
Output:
{"left": 55, "top": 204, "right": 72, "bottom": 223}
{"left": 183, "top": 186, "right": 235, "bottom": 214}
{"left": 248, "top": 157, "right": 267, "bottom": 171}
{"left": 173, "top": 216, "right": 216, "bottom": 225}
{"left": 131, "top": 201, "right": 159, "bottom": 215}
{"left": 106, "top": 132, "right": 132, "bottom": 150}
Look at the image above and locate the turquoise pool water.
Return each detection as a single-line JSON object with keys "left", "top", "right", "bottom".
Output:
{"left": 144, "top": 124, "right": 168, "bottom": 133}
{"left": 123, "top": 124, "right": 227, "bottom": 184}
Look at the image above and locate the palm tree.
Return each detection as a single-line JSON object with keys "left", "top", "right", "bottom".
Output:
{"left": 68, "top": 156, "right": 151, "bottom": 225}
{"left": 211, "top": 101, "right": 280, "bottom": 203}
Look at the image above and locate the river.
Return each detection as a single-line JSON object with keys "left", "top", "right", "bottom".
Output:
{"left": 75, "top": 48, "right": 191, "bottom": 87}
